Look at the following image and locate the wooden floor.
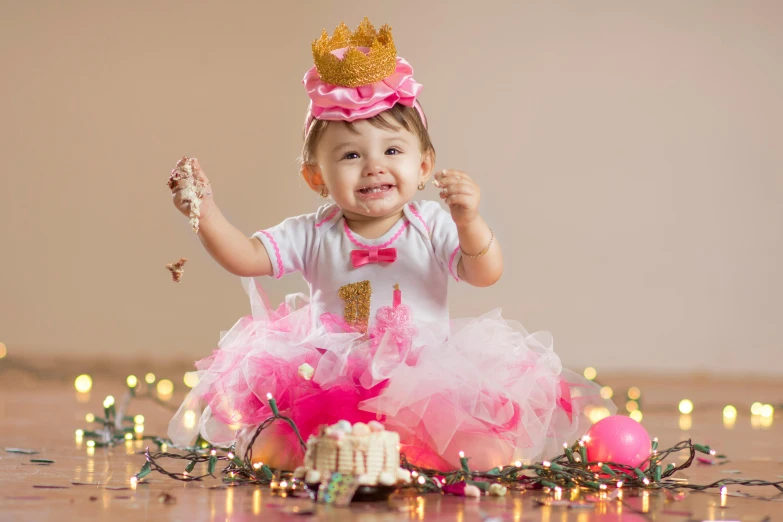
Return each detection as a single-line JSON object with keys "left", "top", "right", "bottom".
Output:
{"left": 1, "top": 364, "right": 781, "bottom": 521}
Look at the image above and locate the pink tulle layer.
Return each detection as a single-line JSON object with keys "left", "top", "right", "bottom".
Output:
{"left": 169, "top": 279, "right": 616, "bottom": 471}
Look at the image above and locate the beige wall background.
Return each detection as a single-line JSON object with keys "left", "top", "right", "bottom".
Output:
{"left": 1, "top": 1, "right": 781, "bottom": 375}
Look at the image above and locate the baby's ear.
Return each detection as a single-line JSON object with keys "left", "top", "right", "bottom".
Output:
{"left": 419, "top": 149, "right": 436, "bottom": 183}
{"left": 300, "top": 164, "right": 324, "bottom": 192}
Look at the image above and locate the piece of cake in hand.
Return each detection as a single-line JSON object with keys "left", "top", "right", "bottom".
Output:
{"left": 168, "top": 156, "right": 207, "bottom": 233}
{"left": 292, "top": 420, "right": 412, "bottom": 499}
{"left": 165, "top": 257, "right": 187, "bottom": 283}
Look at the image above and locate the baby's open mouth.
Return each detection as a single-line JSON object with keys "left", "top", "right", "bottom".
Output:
{"left": 357, "top": 184, "right": 394, "bottom": 194}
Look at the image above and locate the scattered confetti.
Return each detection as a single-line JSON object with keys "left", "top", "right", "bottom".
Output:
{"left": 158, "top": 492, "right": 176, "bottom": 504}
{"left": 5, "top": 448, "right": 39, "bottom": 455}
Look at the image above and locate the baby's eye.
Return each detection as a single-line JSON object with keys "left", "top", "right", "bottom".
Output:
{"left": 342, "top": 152, "right": 359, "bottom": 160}
{"left": 385, "top": 148, "right": 401, "bottom": 155}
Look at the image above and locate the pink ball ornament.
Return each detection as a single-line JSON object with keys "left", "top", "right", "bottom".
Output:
{"left": 584, "top": 415, "right": 651, "bottom": 469}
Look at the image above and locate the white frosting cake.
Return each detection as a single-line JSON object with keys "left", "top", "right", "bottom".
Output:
{"left": 293, "top": 420, "right": 412, "bottom": 487}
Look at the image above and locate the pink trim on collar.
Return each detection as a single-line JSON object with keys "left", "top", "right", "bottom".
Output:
{"left": 315, "top": 207, "right": 340, "bottom": 227}
{"left": 407, "top": 203, "right": 430, "bottom": 233}
{"left": 343, "top": 219, "right": 409, "bottom": 250}
{"left": 258, "top": 230, "right": 284, "bottom": 279}
{"left": 448, "top": 246, "right": 460, "bottom": 282}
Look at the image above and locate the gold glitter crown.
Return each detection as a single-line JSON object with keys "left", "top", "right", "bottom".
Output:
{"left": 311, "top": 17, "right": 397, "bottom": 88}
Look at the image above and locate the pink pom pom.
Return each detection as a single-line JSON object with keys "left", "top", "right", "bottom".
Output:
{"left": 584, "top": 415, "right": 651, "bottom": 469}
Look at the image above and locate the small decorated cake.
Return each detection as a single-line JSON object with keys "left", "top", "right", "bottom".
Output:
{"left": 168, "top": 156, "right": 207, "bottom": 233}
{"left": 293, "top": 420, "right": 412, "bottom": 488}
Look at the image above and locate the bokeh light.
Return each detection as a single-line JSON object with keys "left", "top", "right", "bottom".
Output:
{"left": 157, "top": 379, "right": 174, "bottom": 396}
{"left": 629, "top": 410, "right": 643, "bottom": 422}
{"left": 145, "top": 373, "right": 156, "bottom": 384}
{"left": 0, "top": 342, "right": 7, "bottom": 359}
{"left": 627, "top": 387, "right": 641, "bottom": 400}
{"left": 74, "top": 374, "right": 93, "bottom": 393}
{"left": 599, "top": 386, "right": 613, "bottom": 399}
{"left": 626, "top": 400, "right": 639, "bottom": 412}
{"left": 126, "top": 375, "right": 138, "bottom": 388}
{"left": 183, "top": 372, "right": 199, "bottom": 388}
{"left": 751, "top": 402, "right": 763, "bottom": 415}
{"left": 678, "top": 399, "right": 694, "bottom": 415}
{"left": 583, "top": 367, "right": 597, "bottom": 380}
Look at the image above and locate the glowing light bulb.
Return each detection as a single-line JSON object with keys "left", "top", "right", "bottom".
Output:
{"left": 630, "top": 410, "right": 643, "bottom": 422}
{"left": 761, "top": 404, "right": 774, "bottom": 418}
{"left": 145, "top": 373, "right": 156, "bottom": 384}
{"left": 600, "top": 386, "right": 613, "bottom": 399}
{"left": 266, "top": 392, "right": 273, "bottom": 400}
{"left": 418, "top": 476, "right": 426, "bottom": 484}
{"left": 74, "top": 374, "right": 93, "bottom": 393}
{"left": 75, "top": 429, "right": 84, "bottom": 437}
{"left": 751, "top": 402, "right": 763, "bottom": 415}
{"left": 627, "top": 387, "right": 641, "bottom": 400}
{"left": 125, "top": 433, "right": 133, "bottom": 440}
{"left": 459, "top": 451, "right": 465, "bottom": 458}
{"left": 583, "top": 367, "right": 597, "bottom": 380}
{"left": 103, "top": 395, "right": 115, "bottom": 408}
{"left": 678, "top": 399, "right": 693, "bottom": 415}
{"left": 126, "top": 375, "right": 138, "bottom": 388}
{"left": 86, "top": 440, "right": 95, "bottom": 448}
{"left": 723, "top": 405, "right": 737, "bottom": 419}
{"left": 514, "top": 460, "right": 522, "bottom": 467}
{"left": 134, "top": 415, "right": 145, "bottom": 424}
{"left": 85, "top": 413, "right": 95, "bottom": 423}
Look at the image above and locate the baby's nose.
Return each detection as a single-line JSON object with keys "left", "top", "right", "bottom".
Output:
{"left": 365, "top": 164, "right": 386, "bottom": 176}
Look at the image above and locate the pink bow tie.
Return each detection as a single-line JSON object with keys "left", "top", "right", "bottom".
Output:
{"left": 351, "top": 248, "right": 397, "bottom": 268}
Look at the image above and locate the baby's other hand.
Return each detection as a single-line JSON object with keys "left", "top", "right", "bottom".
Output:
{"left": 433, "top": 169, "right": 481, "bottom": 228}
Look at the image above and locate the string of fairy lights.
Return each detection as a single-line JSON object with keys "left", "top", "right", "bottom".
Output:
{"left": 69, "top": 373, "right": 783, "bottom": 507}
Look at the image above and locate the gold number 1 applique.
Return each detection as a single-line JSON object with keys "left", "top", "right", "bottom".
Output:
{"left": 337, "top": 280, "right": 372, "bottom": 333}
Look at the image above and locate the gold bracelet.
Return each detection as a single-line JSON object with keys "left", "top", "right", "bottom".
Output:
{"left": 460, "top": 229, "right": 494, "bottom": 259}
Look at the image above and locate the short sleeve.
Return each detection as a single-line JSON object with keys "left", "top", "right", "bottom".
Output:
{"left": 411, "top": 200, "right": 462, "bottom": 282}
{"left": 251, "top": 204, "right": 337, "bottom": 279}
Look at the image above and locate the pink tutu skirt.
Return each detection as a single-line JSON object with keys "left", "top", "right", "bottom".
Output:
{"left": 169, "top": 279, "right": 616, "bottom": 471}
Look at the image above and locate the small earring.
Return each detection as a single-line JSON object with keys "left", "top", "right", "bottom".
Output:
{"left": 319, "top": 187, "right": 329, "bottom": 198}
{"left": 417, "top": 182, "right": 426, "bottom": 191}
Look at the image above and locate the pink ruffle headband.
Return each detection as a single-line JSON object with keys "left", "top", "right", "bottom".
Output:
{"left": 302, "top": 48, "right": 426, "bottom": 135}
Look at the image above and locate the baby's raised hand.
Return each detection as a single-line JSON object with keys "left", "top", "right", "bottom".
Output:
{"left": 433, "top": 169, "right": 481, "bottom": 227}
{"left": 168, "top": 157, "right": 213, "bottom": 232}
